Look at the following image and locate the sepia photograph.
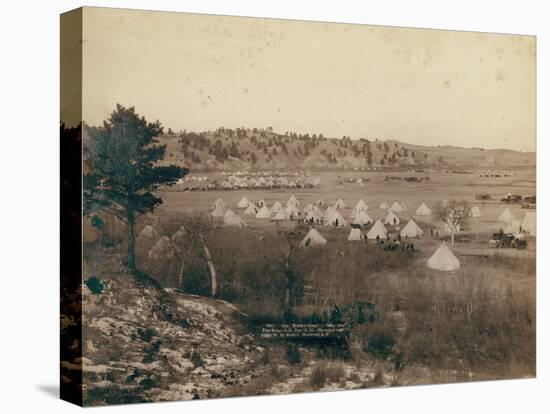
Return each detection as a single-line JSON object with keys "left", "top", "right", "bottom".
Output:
{"left": 60, "top": 6, "right": 535, "bottom": 407}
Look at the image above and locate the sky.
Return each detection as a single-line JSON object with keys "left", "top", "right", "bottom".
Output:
{"left": 78, "top": 7, "right": 536, "bottom": 152}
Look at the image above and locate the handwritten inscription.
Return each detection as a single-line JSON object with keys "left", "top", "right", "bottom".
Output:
{"left": 259, "top": 323, "right": 347, "bottom": 339}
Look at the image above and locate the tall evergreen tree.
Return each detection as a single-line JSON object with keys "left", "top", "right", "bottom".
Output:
{"left": 84, "top": 104, "right": 187, "bottom": 270}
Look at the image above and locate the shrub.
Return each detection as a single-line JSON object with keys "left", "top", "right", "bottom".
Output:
{"left": 190, "top": 351, "right": 204, "bottom": 368}
{"left": 363, "top": 321, "right": 397, "bottom": 359}
{"left": 90, "top": 215, "right": 104, "bottom": 230}
{"left": 309, "top": 361, "right": 345, "bottom": 389}
{"left": 85, "top": 277, "right": 103, "bottom": 294}
{"left": 137, "top": 327, "right": 156, "bottom": 342}
{"left": 286, "top": 344, "right": 302, "bottom": 365}
{"left": 142, "top": 340, "right": 160, "bottom": 363}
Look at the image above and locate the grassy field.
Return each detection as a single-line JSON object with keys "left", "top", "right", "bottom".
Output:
{"left": 158, "top": 169, "right": 535, "bottom": 238}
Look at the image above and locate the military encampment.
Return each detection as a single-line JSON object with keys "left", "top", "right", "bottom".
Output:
{"left": 71, "top": 8, "right": 536, "bottom": 406}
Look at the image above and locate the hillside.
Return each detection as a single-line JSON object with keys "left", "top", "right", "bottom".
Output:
{"left": 158, "top": 127, "right": 535, "bottom": 172}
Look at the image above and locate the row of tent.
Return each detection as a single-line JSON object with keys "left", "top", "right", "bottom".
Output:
{"left": 300, "top": 227, "right": 460, "bottom": 271}
{"left": 298, "top": 217, "right": 424, "bottom": 245}
{"left": 140, "top": 221, "right": 459, "bottom": 272}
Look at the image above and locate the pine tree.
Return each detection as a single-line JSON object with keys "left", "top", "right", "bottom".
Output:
{"left": 84, "top": 104, "right": 187, "bottom": 270}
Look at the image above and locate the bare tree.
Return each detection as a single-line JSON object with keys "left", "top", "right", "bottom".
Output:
{"left": 434, "top": 199, "right": 470, "bottom": 245}
{"left": 276, "top": 230, "right": 304, "bottom": 316}
{"left": 173, "top": 214, "right": 218, "bottom": 297}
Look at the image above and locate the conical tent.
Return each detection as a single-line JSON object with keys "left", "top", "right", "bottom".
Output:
{"left": 148, "top": 236, "right": 176, "bottom": 260}
{"left": 354, "top": 199, "right": 368, "bottom": 211}
{"left": 171, "top": 226, "right": 186, "bottom": 244}
{"left": 223, "top": 209, "right": 236, "bottom": 224}
{"left": 325, "top": 210, "right": 347, "bottom": 227}
{"left": 353, "top": 210, "right": 374, "bottom": 225}
{"left": 427, "top": 242, "right": 460, "bottom": 271}
{"left": 366, "top": 220, "right": 387, "bottom": 239}
{"left": 226, "top": 213, "right": 246, "bottom": 228}
{"left": 347, "top": 228, "right": 364, "bottom": 241}
{"left": 255, "top": 205, "right": 272, "bottom": 219}
{"left": 389, "top": 201, "right": 403, "bottom": 213}
{"left": 272, "top": 209, "right": 289, "bottom": 221}
{"left": 287, "top": 195, "right": 299, "bottom": 208}
{"left": 324, "top": 206, "right": 336, "bottom": 221}
{"left": 334, "top": 198, "right": 347, "bottom": 209}
{"left": 244, "top": 204, "right": 258, "bottom": 216}
{"left": 384, "top": 211, "right": 400, "bottom": 225}
{"left": 401, "top": 203, "right": 408, "bottom": 211}
{"left": 257, "top": 198, "right": 267, "bottom": 208}
{"left": 498, "top": 208, "right": 516, "bottom": 224}
{"left": 379, "top": 202, "right": 388, "bottom": 210}
{"left": 400, "top": 219, "right": 424, "bottom": 238}
{"left": 300, "top": 228, "right": 327, "bottom": 247}
{"left": 504, "top": 219, "right": 522, "bottom": 234}
{"left": 286, "top": 204, "right": 300, "bottom": 219}
{"left": 469, "top": 206, "right": 482, "bottom": 218}
{"left": 303, "top": 203, "right": 314, "bottom": 214}
{"left": 416, "top": 203, "right": 432, "bottom": 216}
{"left": 304, "top": 210, "right": 323, "bottom": 224}
{"left": 270, "top": 201, "right": 282, "bottom": 213}
{"left": 522, "top": 212, "right": 536, "bottom": 235}
{"left": 237, "top": 196, "right": 250, "bottom": 209}
{"left": 211, "top": 204, "right": 226, "bottom": 217}
{"left": 212, "top": 198, "right": 226, "bottom": 211}
{"left": 351, "top": 201, "right": 369, "bottom": 219}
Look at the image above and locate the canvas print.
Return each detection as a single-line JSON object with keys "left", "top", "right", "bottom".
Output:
{"left": 60, "top": 7, "right": 536, "bottom": 406}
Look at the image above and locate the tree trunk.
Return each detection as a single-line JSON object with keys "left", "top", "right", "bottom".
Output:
{"left": 127, "top": 210, "right": 136, "bottom": 270}
{"left": 200, "top": 235, "right": 217, "bottom": 297}
{"left": 177, "top": 257, "right": 185, "bottom": 289}
{"left": 451, "top": 232, "right": 455, "bottom": 245}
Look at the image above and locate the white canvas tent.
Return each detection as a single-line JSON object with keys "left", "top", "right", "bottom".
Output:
{"left": 270, "top": 201, "right": 282, "bottom": 214}
{"left": 212, "top": 198, "right": 226, "bottom": 211}
{"left": 171, "top": 226, "right": 186, "bottom": 244}
{"left": 389, "top": 201, "right": 403, "bottom": 213}
{"left": 354, "top": 199, "right": 368, "bottom": 211}
{"left": 148, "top": 236, "right": 176, "bottom": 260}
{"left": 225, "top": 213, "right": 246, "bottom": 228}
{"left": 400, "top": 219, "right": 424, "bottom": 238}
{"left": 379, "top": 202, "right": 389, "bottom": 210}
{"left": 286, "top": 204, "right": 300, "bottom": 219}
{"left": 353, "top": 210, "right": 374, "bottom": 225}
{"left": 222, "top": 209, "right": 236, "bottom": 224}
{"left": 504, "top": 219, "right": 522, "bottom": 234}
{"left": 304, "top": 210, "right": 323, "bottom": 224}
{"left": 244, "top": 204, "right": 258, "bottom": 216}
{"left": 469, "top": 206, "right": 482, "bottom": 218}
{"left": 366, "top": 220, "right": 387, "bottom": 239}
{"left": 211, "top": 204, "right": 226, "bottom": 217}
{"left": 300, "top": 228, "right": 327, "bottom": 247}
{"left": 272, "top": 209, "right": 289, "bottom": 221}
{"left": 384, "top": 211, "right": 400, "bottom": 225}
{"left": 427, "top": 242, "right": 460, "bottom": 271}
{"left": 287, "top": 195, "right": 299, "bottom": 208}
{"left": 416, "top": 203, "right": 431, "bottom": 216}
{"left": 325, "top": 210, "right": 347, "bottom": 227}
{"left": 498, "top": 208, "right": 516, "bottom": 224}
{"left": 255, "top": 205, "right": 272, "bottom": 219}
{"left": 237, "top": 196, "right": 250, "bottom": 209}
{"left": 348, "top": 228, "right": 364, "bottom": 241}
{"left": 334, "top": 198, "right": 347, "bottom": 210}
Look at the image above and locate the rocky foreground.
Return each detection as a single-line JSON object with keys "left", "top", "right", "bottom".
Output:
{"left": 61, "top": 249, "right": 494, "bottom": 406}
